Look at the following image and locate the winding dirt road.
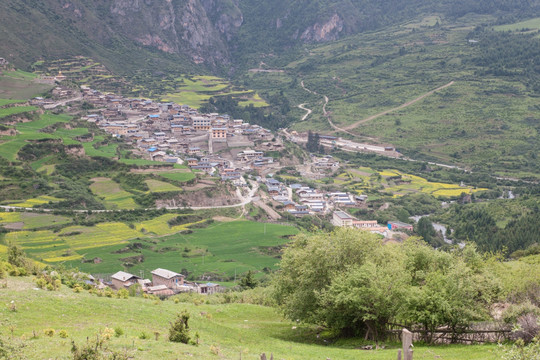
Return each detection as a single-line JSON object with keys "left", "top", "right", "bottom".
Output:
{"left": 343, "top": 81, "right": 455, "bottom": 131}
{"left": 297, "top": 103, "right": 312, "bottom": 121}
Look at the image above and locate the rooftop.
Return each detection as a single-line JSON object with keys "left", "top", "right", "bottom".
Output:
{"left": 151, "top": 268, "right": 183, "bottom": 279}
{"left": 334, "top": 211, "right": 355, "bottom": 220}
{"left": 111, "top": 271, "right": 140, "bottom": 281}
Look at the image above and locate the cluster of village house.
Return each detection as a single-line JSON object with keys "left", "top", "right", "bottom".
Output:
{"left": 30, "top": 85, "right": 413, "bottom": 236}
{"left": 257, "top": 174, "right": 412, "bottom": 237}
{"left": 51, "top": 86, "right": 285, "bottom": 182}
{"left": 255, "top": 175, "right": 363, "bottom": 216}
{"left": 106, "top": 268, "right": 221, "bottom": 297}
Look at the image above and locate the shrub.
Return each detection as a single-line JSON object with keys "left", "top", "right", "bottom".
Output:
{"left": 59, "top": 330, "right": 69, "bottom": 338}
{"left": 210, "top": 345, "right": 220, "bottom": 355}
{"left": 138, "top": 332, "right": 149, "bottom": 340}
{"left": 117, "top": 289, "right": 129, "bottom": 299}
{"left": 101, "top": 328, "right": 115, "bottom": 341}
{"left": 168, "top": 311, "right": 191, "bottom": 344}
{"left": 499, "top": 337, "right": 540, "bottom": 360}
{"left": 44, "top": 328, "right": 55, "bottom": 337}
{"left": 114, "top": 327, "right": 124, "bottom": 337}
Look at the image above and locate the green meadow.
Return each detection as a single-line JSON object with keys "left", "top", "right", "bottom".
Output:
{"left": 0, "top": 276, "right": 499, "bottom": 360}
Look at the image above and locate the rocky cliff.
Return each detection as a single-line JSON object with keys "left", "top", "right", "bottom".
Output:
{"left": 0, "top": 0, "right": 537, "bottom": 71}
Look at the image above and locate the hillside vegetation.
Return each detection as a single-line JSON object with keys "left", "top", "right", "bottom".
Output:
{"left": 240, "top": 14, "right": 540, "bottom": 179}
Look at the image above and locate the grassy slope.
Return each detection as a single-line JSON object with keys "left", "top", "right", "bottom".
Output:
{"left": 0, "top": 70, "right": 52, "bottom": 99}
{"left": 0, "top": 276, "right": 498, "bottom": 360}
{"left": 242, "top": 14, "right": 540, "bottom": 178}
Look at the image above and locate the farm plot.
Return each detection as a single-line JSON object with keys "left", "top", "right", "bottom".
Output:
{"left": 163, "top": 75, "right": 268, "bottom": 109}
{"left": 8, "top": 195, "right": 63, "bottom": 208}
{"left": 3, "top": 222, "right": 141, "bottom": 264}
{"left": 0, "top": 113, "right": 75, "bottom": 161}
{"left": 339, "top": 166, "right": 486, "bottom": 198}
{"left": 90, "top": 177, "right": 138, "bottom": 209}
{"left": 145, "top": 179, "right": 182, "bottom": 193}
{"left": 135, "top": 213, "right": 204, "bottom": 236}
{"left": 381, "top": 170, "right": 486, "bottom": 198}
{"left": 158, "top": 171, "right": 195, "bottom": 183}
{"left": 82, "top": 136, "right": 118, "bottom": 158}
{"left": 0, "top": 212, "right": 70, "bottom": 229}
{"left": 119, "top": 158, "right": 167, "bottom": 166}
{"left": 59, "top": 222, "right": 140, "bottom": 251}
{"left": 15, "top": 113, "right": 71, "bottom": 132}
{"left": 0, "top": 105, "right": 37, "bottom": 118}
{"left": 0, "top": 99, "right": 26, "bottom": 107}
{"left": 73, "top": 221, "right": 299, "bottom": 278}
{"left": 4, "top": 230, "right": 70, "bottom": 262}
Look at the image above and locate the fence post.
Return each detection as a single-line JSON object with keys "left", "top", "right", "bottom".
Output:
{"left": 402, "top": 329, "right": 413, "bottom": 360}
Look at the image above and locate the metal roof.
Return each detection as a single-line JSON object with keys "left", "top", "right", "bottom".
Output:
{"left": 151, "top": 268, "right": 183, "bottom": 279}
{"left": 111, "top": 271, "right": 140, "bottom": 281}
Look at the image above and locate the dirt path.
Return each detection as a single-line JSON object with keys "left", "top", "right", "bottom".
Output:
{"left": 343, "top": 81, "right": 455, "bottom": 130}
{"left": 254, "top": 200, "right": 281, "bottom": 220}
{"left": 298, "top": 103, "right": 312, "bottom": 121}
{"left": 300, "top": 81, "right": 358, "bottom": 135}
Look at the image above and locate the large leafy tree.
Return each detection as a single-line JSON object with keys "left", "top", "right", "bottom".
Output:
{"left": 273, "top": 229, "right": 498, "bottom": 342}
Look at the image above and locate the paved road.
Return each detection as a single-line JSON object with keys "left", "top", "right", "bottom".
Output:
{"left": 43, "top": 94, "right": 83, "bottom": 109}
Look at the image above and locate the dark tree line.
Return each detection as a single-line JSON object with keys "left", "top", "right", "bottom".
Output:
{"left": 199, "top": 94, "right": 293, "bottom": 131}
{"left": 306, "top": 130, "right": 324, "bottom": 153}
{"left": 450, "top": 208, "right": 540, "bottom": 255}
{"left": 468, "top": 29, "right": 540, "bottom": 92}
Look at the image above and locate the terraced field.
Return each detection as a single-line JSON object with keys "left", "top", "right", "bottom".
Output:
{"left": 0, "top": 212, "right": 71, "bottom": 229}
{"left": 158, "top": 171, "right": 196, "bottom": 183}
{"left": 4, "top": 222, "right": 140, "bottom": 264}
{"left": 0, "top": 99, "right": 26, "bottom": 107}
{"left": 163, "top": 75, "right": 268, "bottom": 109}
{"left": 90, "top": 177, "right": 138, "bottom": 210}
{"left": 136, "top": 214, "right": 204, "bottom": 236}
{"left": 0, "top": 112, "right": 73, "bottom": 161}
{"left": 8, "top": 195, "right": 63, "bottom": 208}
{"left": 335, "top": 166, "right": 486, "bottom": 198}
{"left": 145, "top": 179, "right": 182, "bottom": 193}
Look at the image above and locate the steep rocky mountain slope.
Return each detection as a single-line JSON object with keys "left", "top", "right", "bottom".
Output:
{"left": 1, "top": 0, "right": 538, "bottom": 72}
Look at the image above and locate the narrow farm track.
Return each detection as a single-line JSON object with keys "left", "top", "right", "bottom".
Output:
{"left": 300, "top": 80, "right": 359, "bottom": 136}
{"left": 297, "top": 103, "right": 312, "bottom": 121}
{"left": 343, "top": 81, "right": 455, "bottom": 130}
